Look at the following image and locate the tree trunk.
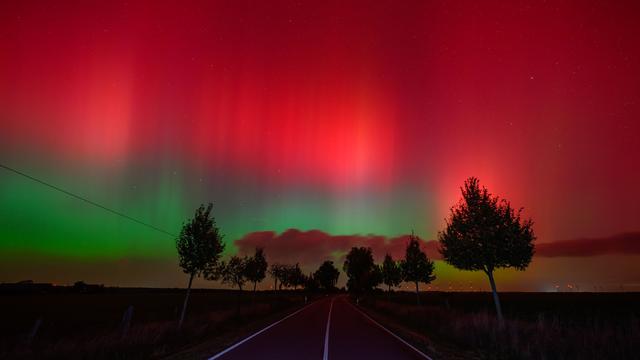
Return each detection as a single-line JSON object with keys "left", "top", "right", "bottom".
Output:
{"left": 274, "top": 278, "right": 277, "bottom": 291}
{"left": 178, "top": 273, "right": 194, "bottom": 330}
{"left": 252, "top": 281, "right": 257, "bottom": 302}
{"left": 487, "top": 270, "right": 504, "bottom": 323}
{"left": 415, "top": 281, "right": 420, "bottom": 305}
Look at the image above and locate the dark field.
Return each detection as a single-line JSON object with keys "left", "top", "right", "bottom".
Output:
{"left": 2, "top": 289, "right": 638, "bottom": 359}
{"left": 0, "top": 288, "right": 308, "bottom": 359}
{"left": 383, "top": 291, "right": 640, "bottom": 323}
{"left": 363, "top": 291, "right": 640, "bottom": 359}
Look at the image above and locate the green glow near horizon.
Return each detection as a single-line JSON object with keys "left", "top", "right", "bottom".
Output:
{"left": 0, "top": 163, "right": 437, "bottom": 261}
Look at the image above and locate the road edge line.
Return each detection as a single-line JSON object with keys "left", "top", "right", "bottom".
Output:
{"left": 322, "top": 298, "right": 335, "bottom": 360}
{"left": 346, "top": 300, "right": 434, "bottom": 360}
{"left": 207, "top": 299, "right": 321, "bottom": 360}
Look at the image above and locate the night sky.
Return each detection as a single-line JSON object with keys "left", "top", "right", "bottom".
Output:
{"left": 1, "top": 0, "right": 639, "bottom": 291}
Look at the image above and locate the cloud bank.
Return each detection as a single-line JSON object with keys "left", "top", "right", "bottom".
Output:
{"left": 235, "top": 229, "right": 640, "bottom": 269}
{"left": 235, "top": 229, "right": 441, "bottom": 269}
{"left": 535, "top": 232, "right": 640, "bottom": 257}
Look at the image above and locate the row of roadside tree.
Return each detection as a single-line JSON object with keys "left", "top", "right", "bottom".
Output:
{"left": 176, "top": 177, "right": 535, "bottom": 327}
{"left": 215, "top": 234, "right": 436, "bottom": 301}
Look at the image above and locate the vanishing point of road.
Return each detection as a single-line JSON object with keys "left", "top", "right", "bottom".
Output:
{"left": 208, "top": 295, "right": 432, "bottom": 360}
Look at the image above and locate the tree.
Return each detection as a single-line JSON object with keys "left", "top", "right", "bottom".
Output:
{"left": 400, "top": 234, "right": 436, "bottom": 305}
{"left": 304, "top": 273, "right": 320, "bottom": 292}
{"left": 371, "top": 264, "right": 383, "bottom": 291}
{"left": 314, "top": 261, "right": 340, "bottom": 291}
{"left": 269, "top": 264, "right": 285, "bottom": 291}
{"left": 381, "top": 254, "right": 402, "bottom": 293}
{"left": 283, "top": 263, "right": 305, "bottom": 290}
{"left": 438, "top": 177, "right": 535, "bottom": 322}
{"left": 279, "top": 264, "right": 293, "bottom": 289}
{"left": 221, "top": 256, "right": 248, "bottom": 291}
{"left": 244, "top": 248, "right": 268, "bottom": 293}
{"left": 343, "top": 247, "right": 381, "bottom": 296}
{"left": 176, "top": 203, "right": 225, "bottom": 329}
{"left": 293, "top": 266, "right": 306, "bottom": 289}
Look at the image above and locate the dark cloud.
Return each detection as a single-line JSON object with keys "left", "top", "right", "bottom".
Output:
{"left": 236, "top": 230, "right": 640, "bottom": 270}
{"left": 234, "top": 229, "right": 442, "bottom": 270}
{"left": 536, "top": 232, "right": 640, "bottom": 257}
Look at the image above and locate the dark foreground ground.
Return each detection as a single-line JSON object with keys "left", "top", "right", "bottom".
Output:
{"left": 0, "top": 287, "right": 309, "bottom": 359}
{"left": 1, "top": 289, "right": 638, "bottom": 359}
{"left": 362, "top": 291, "right": 640, "bottom": 359}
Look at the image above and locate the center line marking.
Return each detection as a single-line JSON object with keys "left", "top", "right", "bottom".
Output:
{"left": 323, "top": 297, "right": 335, "bottom": 360}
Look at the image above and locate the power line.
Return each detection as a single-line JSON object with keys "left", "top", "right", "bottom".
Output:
{"left": 0, "top": 162, "right": 176, "bottom": 237}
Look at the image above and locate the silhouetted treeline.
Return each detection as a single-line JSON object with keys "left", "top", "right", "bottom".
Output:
{"left": 177, "top": 176, "right": 535, "bottom": 323}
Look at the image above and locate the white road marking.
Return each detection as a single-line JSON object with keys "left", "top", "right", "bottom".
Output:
{"left": 207, "top": 299, "right": 321, "bottom": 360}
{"left": 346, "top": 299, "right": 434, "bottom": 360}
{"left": 322, "top": 298, "right": 335, "bottom": 360}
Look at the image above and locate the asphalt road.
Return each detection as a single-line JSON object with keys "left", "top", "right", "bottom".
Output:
{"left": 208, "top": 295, "right": 431, "bottom": 360}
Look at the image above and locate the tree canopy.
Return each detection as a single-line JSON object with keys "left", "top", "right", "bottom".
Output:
{"left": 244, "top": 248, "right": 268, "bottom": 292}
{"left": 221, "top": 255, "right": 248, "bottom": 291}
{"left": 283, "top": 263, "right": 305, "bottom": 289}
{"left": 314, "top": 260, "right": 340, "bottom": 291}
{"left": 343, "top": 247, "right": 381, "bottom": 294}
{"left": 269, "top": 263, "right": 286, "bottom": 290}
{"left": 176, "top": 203, "right": 225, "bottom": 278}
{"left": 400, "top": 234, "right": 435, "bottom": 304}
{"left": 439, "top": 177, "right": 535, "bottom": 273}
{"left": 176, "top": 203, "right": 225, "bottom": 329}
{"left": 381, "top": 254, "right": 402, "bottom": 292}
{"left": 438, "top": 177, "right": 535, "bottom": 320}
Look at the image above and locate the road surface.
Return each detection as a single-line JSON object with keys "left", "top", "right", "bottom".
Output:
{"left": 208, "top": 295, "right": 431, "bottom": 360}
